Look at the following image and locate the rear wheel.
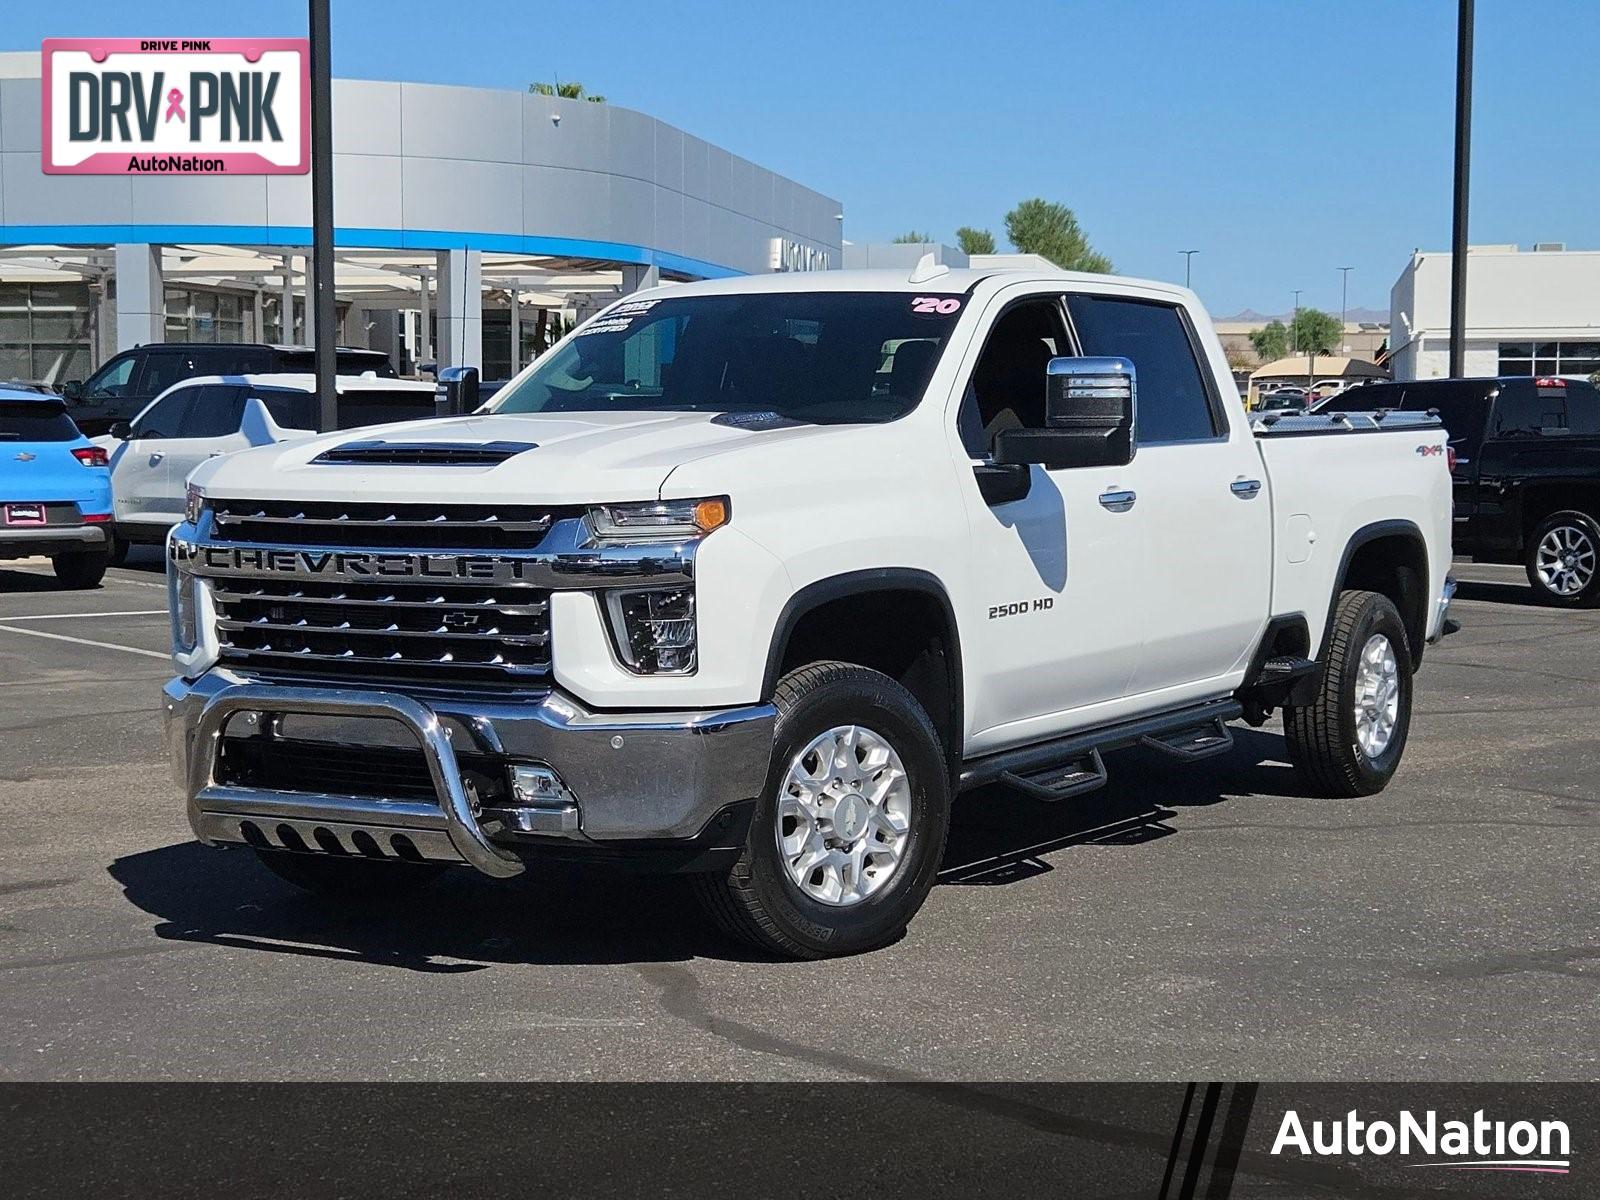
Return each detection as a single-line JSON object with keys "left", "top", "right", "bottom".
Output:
{"left": 252, "top": 848, "right": 446, "bottom": 897}
{"left": 52, "top": 550, "right": 108, "bottom": 589}
{"left": 1284, "top": 589, "right": 1413, "bottom": 797}
{"left": 692, "top": 661, "right": 951, "bottom": 958}
{"left": 1525, "top": 510, "right": 1600, "bottom": 607}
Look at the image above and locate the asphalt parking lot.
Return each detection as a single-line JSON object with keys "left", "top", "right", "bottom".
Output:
{"left": 0, "top": 550, "right": 1594, "bottom": 1082}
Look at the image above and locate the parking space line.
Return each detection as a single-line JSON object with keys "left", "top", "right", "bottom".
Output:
{"left": 2, "top": 610, "right": 167, "bottom": 622}
{"left": 0, "top": 623, "right": 170, "bottom": 660}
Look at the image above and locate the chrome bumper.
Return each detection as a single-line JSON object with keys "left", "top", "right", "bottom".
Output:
{"left": 163, "top": 672, "right": 776, "bottom": 875}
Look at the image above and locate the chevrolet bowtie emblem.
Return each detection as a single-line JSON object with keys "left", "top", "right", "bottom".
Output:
{"left": 13, "top": 451, "right": 35, "bottom": 462}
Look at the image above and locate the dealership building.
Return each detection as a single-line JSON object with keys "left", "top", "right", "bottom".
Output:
{"left": 0, "top": 50, "right": 841, "bottom": 386}
{"left": 1389, "top": 243, "right": 1600, "bottom": 381}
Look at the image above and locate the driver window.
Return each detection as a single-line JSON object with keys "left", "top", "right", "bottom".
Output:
{"left": 87, "top": 356, "right": 136, "bottom": 398}
{"left": 130, "top": 389, "right": 197, "bottom": 440}
{"left": 957, "top": 297, "right": 1069, "bottom": 457}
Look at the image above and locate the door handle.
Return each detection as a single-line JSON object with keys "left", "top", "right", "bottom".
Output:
{"left": 207, "top": 451, "right": 224, "bottom": 458}
{"left": 1098, "top": 488, "right": 1136, "bottom": 513}
{"left": 148, "top": 452, "right": 164, "bottom": 464}
{"left": 1231, "top": 478, "right": 1262, "bottom": 499}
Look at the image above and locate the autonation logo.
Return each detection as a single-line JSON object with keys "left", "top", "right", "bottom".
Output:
{"left": 1272, "top": 1108, "right": 1571, "bottom": 1175}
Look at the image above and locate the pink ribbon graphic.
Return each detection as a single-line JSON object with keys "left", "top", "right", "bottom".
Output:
{"left": 164, "top": 88, "right": 185, "bottom": 123}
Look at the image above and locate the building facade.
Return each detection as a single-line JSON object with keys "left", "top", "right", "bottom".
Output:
{"left": 0, "top": 51, "right": 842, "bottom": 384}
{"left": 1388, "top": 244, "right": 1600, "bottom": 381}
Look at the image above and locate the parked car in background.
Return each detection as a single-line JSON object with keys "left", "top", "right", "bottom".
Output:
{"left": 1256, "top": 387, "right": 1310, "bottom": 413}
{"left": 1326, "top": 375, "right": 1600, "bottom": 606}
{"left": 101, "top": 374, "right": 438, "bottom": 560}
{"left": 0, "top": 386, "right": 112, "bottom": 588}
{"left": 58, "top": 343, "right": 398, "bottom": 437}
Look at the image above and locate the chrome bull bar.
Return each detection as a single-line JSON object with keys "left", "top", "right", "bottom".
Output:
{"left": 186, "top": 683, "right": 525, "bottom": 878}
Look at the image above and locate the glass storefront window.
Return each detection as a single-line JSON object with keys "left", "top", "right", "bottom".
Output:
{"left": 0, "top": 281, "right": 93, "bottom": 385}
{"left": 164, "top": 286, "right": 255, "bottom": 343}
{"left": 1499, "top": 340, "right": 1600, "bottom": 379}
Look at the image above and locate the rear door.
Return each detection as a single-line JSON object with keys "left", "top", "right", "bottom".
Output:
{"left": 154, "top": 384, "right": 248, "bottom": 507}
{"left": 1479, "top": 379, "right": 1600, "bottom": 556}
{"left": 1066, "top": 292, "right": 1272, "bottom": 700}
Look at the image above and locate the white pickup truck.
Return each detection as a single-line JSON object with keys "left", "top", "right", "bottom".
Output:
{"left": 163, "top": 264, "right": 1454, "bottom": 958}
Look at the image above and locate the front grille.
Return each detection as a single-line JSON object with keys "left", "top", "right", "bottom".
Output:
{"left": 209, "top": 498, "right": 581, "bottom": 550}
{"left": 219, "top": 736, "right": 508, "bottom": 804}
{"left": 213, "top": 577, "right": 552, "bottom": 685}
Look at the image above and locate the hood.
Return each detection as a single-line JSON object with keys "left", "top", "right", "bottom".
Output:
{"left": 187, "top": 408, "right": 857, "bottom": 504}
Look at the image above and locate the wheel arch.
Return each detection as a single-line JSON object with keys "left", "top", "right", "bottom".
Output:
{"left": 763, "top": 568, "right": 964, "bottom": 773}
{"left": 1324, "top": 519, "right": 1430, "bottom": 669}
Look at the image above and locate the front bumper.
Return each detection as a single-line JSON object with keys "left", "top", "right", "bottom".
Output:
{"left": 0, "top": 524, "right": 107, "bottom": 559}
{"left": 163, "top": 670, "right": 776, "bottom": 875}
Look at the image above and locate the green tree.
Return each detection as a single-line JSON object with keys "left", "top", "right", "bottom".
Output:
{"left": 1249, "top": 320, "right": 1289, "bottom": 361}
{"left": 1003, "top": 198, "right": 1112, "bottom": 272}
{"left": 892, "top": 230, "right": 935, "bottom": 244}
{"left": 1290, "top": 307, "right": 1343, "bottom": 356}
{"left": 529, "top": 81, "right": 606, "bottom": 102}
{"left": 956, "top": 226, "right": 996, "bottom": 255}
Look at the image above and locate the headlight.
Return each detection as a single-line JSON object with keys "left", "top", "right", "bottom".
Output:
{"left": 587, "top": 497, "right": 729, "bottom": 544}
{"left": 171, "top": 563, "right": 199, "bottom": 654}
{"left": 605, "top": 587, "right": 697, "bottom": 674}
{"left": 184, "top": 483, "right": 207, "bottom": 526}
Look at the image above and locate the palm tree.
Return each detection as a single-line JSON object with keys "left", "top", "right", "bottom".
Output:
{"left": 529, "top": 81, "right": 606, "bottom": 103}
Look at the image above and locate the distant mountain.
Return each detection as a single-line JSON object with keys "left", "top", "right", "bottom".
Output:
{"left": 1219, "top": 307, "right": 1389, "bottom": 326}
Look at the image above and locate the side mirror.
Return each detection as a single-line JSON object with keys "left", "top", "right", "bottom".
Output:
{"left": 436, "top": 365, "right": 480, "bottom": 418}
{"left": 59, "top": 379, "right": 84, "bottom": 400}
{"left": 108, "top": 421, "right": 132, "bottom": 440}
{"left": 993, "top": 356, "right": 1135, "bottom": 470}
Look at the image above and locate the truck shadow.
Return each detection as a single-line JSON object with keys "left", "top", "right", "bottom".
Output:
{"left": 107, "top": 727, "right": 1301, "bottom": 970}
{"left": 1451, "top": 578, "right": 1545, "bottom": 609}
{"left": 939, "top": 727, "right": 1302, "bottom": 885}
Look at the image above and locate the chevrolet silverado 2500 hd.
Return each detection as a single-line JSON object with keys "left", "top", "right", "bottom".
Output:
{"left": 164, "top": 265, "right": 1455, "bottom": 958}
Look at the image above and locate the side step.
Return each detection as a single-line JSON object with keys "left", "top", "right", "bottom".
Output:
{"left": 1140, "top": 718, "right": 1234, "bottom": 761}
{"left": 1257, "top": 654, "right": 1317, "bottom": 686}
{"left": 1000, "top": 749, "right": 1107, "bottom": 803}
{"left": 959, "top": 699, "right": 1244, "bottom": 799}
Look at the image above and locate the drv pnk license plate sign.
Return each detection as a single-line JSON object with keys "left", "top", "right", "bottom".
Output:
{"left": 4, "top": 504, "right": 47, "bottom": 526}
{"left": 42, "top": 38, "right": 310, "bottom": 175}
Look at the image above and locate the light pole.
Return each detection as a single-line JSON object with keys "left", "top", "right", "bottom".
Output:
{"left": 1338, "top": 266, "right": 1353, "bottom": 353}
{"left": 1181, "top": 249, "right": 1198, "bottom": 288}
{"left": 1290, "top": 289, "right": 1303, "bottom": 354}
{"left": 1449, "top": 0, "right": 1474, "bottom": 376}
{"left": 308, "top": 0, "right": 337, "bottom": 431}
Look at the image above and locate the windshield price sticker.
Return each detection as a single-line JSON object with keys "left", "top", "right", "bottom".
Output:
{"left": 911, "top": 296, "right": 962, "bottom": 316}
{"left": 611, "top": 299, "right": 659, "bottom": 316}
{"left": 574, "top": 317, "right": 635, "bottom": 338}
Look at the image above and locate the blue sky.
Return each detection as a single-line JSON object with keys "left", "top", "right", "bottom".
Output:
{"left": 10, "top": 1, "right": 1599, "bottom": 316}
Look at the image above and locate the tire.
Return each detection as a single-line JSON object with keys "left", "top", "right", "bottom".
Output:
{"left": 1284, "top": 590, "right": 1413, "bottom": 798}
{"left": 52, "top": 550, "right": 108, "bottom": 589}
{"left": 692, "top": 661, "right": 952, "bottom": 959}
{"left": 1524, "top": 509, "right": 1600, "bottom": 608}
{"left": 251, "top": 848, "right": 447, "bottom": 898}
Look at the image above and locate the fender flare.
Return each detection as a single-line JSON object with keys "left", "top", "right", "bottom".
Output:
{"left": 1321, "top": 519, "right": 1429, "bottom": 665}
{"left": 761, "top": 568, "right": 964, "bottom": 762}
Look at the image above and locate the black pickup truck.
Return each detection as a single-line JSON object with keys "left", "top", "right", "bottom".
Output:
{"left": 1329, "top": 376, "right": 1600, "bottom": 606}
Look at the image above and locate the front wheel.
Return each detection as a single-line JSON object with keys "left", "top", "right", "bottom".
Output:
{"left": 692, "top": 661, "right": 951, "bottom": 959}
{"left": 1525, "top": 510, "right": 1600, "bottom": 607}
{"left": 1284, "top": 589, "right": 1413, "bottom": 797}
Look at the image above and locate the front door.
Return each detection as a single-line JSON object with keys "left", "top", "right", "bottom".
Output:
{"left": 954, "top": 290, "right": 1152, "bottom": 753}
{"left": 112, "top": 387, "right": 198, "bottom": 530}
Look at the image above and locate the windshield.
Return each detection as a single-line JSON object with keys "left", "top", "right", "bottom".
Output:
{"left": 486, "top": 291, "right": 965, "bottom": 424}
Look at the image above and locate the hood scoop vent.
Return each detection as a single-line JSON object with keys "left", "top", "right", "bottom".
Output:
{"left": 312, "top": 439, "right": 537, "bottom": 466}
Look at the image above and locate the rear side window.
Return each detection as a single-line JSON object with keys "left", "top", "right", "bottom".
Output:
{"left": 0, "top": 400, "right": 77, "bottom": 441}
{"left": 336, "top": 389, "right": 437, "bottom": 429}
{"left": 1564, "top": 380, "right": 1600, "bottom": 435}
{"left": 249, "top": 388, "right": 317, "bottom": 431}
{"left": 1066, "top": 295, "right": 1219, "bottom": 443}
{"left": 179, "top": 385, "right": 246, "bottom": 437}
{"left": 137, "top": 351, "right": 197, "bottom": 398}
{"left": 1406, "top": 384, "right": 1493, "bottom": 456}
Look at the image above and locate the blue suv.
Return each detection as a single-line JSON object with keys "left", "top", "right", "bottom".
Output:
{"left": 0, "top": 386, "right": 114, "bottom": 588}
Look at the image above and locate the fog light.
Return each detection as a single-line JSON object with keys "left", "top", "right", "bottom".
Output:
{"left": 605, "top": 587, "right": 697, "bottom": 674}
{"left": 510, "top": 764, "right": 575, "bottom": 806}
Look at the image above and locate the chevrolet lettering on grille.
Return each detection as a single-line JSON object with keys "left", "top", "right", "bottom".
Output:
{"left": 181, "top": 543, "right": 545, "bottom": 585}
